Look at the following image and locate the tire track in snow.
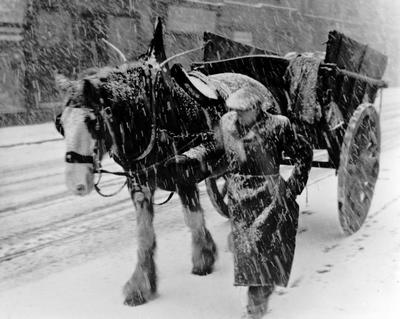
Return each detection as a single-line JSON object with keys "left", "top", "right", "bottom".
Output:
{"left": 0, "top": 176, "right": 127, "bottom": 216}
{"left": 0, "top": 188, "right": 187, "bottom": 292}
{"left": 0, "top": 158, "right": 61, "bottom": 178}
{"left": 0, "top": 199, "right": 133, "bottom": 263}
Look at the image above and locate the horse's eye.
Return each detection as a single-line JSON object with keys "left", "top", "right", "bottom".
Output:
{"left": 55, "top": 113, "right": 64, "bottom": 137}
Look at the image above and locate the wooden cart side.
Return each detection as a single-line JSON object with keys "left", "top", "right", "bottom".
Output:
{"left": 203, "top": 31, "right": 278, "bottom": 62}
{"left": 324, "top": 30, "right": 388, "bottom": 123}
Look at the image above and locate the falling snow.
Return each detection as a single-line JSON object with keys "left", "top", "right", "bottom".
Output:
{"left": 1, "top": 1, "right": 400, "bottom": 319}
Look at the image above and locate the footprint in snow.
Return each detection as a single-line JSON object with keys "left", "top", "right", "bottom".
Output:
{"left": 316, "top": 264, "right": 333, "bottom": 274}
{"left": 298, "top": 227, "right": 308, "bottom": 234}
{"left": 316, "top": 269, "right": 330, "bottom": 274}
{"left": 290, "top": 277, "right": 302, "bottom": 288}
{"left": 323, "top": 244, "right": 339, "bottom": 253}
{"left": 275, "top": 288, "right": 287, "bottom": 296}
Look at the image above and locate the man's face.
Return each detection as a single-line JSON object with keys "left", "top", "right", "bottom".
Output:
{"left": 236, "top": 109, "right": 258, "bottom": 127}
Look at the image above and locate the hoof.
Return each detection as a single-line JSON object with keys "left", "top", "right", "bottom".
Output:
{"left": 192, "top": 247, "right": 216, "bottom": 276}
{"left": 124, "top": 291, "right": 147, "bottom": 307}
{"left": 123, "top": 271, "right": 156, "bottom": 307}
{"left": 192, "top": 266, "right": 213, "bottom": 276}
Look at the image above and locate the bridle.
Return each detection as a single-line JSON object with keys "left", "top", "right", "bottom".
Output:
{"left": 54, "top": 67, "right": 172, "bottom": 201}
{"left": 55, "top": 105, "right": 128, "bottom": 197}
{"left": 55, "top": 105, "right": 104, "bottom": 166}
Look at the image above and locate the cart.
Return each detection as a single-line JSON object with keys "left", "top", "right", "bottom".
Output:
{"left": 192, "top": 30, "right": 388, "bottom": 235}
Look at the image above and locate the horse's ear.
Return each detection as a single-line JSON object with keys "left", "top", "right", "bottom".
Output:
{"left": 55, "top": 73, "right": 74, "bottom": 93}
{"left": 145, "top": 17, "right": 167, "bottom": 63}
{"left": 83, "top": 79, "right": 100, "bottom": 106}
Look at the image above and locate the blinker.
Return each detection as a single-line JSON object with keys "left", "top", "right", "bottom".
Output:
{"left": 55, "top": 113, "right": 64, "bottom": 137}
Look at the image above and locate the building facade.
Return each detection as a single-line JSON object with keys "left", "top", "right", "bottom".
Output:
{"left": 0, "top": 0, "right": 398, "bottom": 125}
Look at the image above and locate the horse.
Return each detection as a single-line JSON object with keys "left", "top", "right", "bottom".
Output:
{"left": 55, "top": 18, "right": 278, "bottom": 306}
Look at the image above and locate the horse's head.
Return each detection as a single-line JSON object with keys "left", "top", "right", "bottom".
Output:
{"left": 55, "top": 18, "right": 170, "bottom": 196}
{"left": 55, "top": 70, "right": 107, "bottom": 196}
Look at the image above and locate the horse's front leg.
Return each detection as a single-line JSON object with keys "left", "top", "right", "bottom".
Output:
{"left": 123, "top": 184, "right": 157, "bottom": 306}
{"left": 177, "top": 184, "right": 217, "bottom": 275}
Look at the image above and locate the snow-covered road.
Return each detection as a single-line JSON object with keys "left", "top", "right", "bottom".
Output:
{"left": 0, "top": 88, "right": 399, "bottom": 318}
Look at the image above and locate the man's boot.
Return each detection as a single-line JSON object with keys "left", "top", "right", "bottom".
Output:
{"left": 244, "top": 286, "right": 274, "bottom": 319}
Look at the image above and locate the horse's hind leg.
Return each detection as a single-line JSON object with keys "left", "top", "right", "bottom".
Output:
{"left": 177, "top": 184, "right": 217, "bottom": 275}
{"left": 123, "top": 185, "right": 157, "bottom": 306}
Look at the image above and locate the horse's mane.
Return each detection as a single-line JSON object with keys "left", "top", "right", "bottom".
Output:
{"left": 101, "top": 65, "right": 147, "bottom": 107}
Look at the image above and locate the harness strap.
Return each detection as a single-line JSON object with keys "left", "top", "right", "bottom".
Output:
{"left": 127, "top": 67, "right": 157, "bottom": 162}
{"left": 153, "top": 191, "right": 174, "bottom": 205}
{"left": 97, "top": 168, "right": 131, "bottom": 177}
{"left": 65, "top": 151, "right": 93, "bottom": 164}
{"left": 94, "top": 170, "right": 128, "bottom": 197}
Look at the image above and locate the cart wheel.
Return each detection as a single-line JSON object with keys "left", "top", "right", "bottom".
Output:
{"left": 205, "top": 176, "right": 229, "bottom": 218}
{"left": 338, "top": 103, "right": 381, "bottom": 235}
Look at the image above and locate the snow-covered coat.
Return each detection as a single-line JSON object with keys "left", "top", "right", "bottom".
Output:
{"left": 220, "top": 111, "right": 312, "bottom": 287}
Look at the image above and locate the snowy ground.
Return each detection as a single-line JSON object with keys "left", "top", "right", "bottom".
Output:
{"left": 0, "top": 88, "right": 399, "bottom": 319}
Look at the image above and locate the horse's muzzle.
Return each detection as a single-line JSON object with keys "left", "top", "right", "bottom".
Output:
{"left": 65, "top": 163, "right": 94, "bottom": 196}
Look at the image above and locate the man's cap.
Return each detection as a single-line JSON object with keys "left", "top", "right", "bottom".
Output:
{"left": 225, "top": 87, "right": 263, "bottom": 112}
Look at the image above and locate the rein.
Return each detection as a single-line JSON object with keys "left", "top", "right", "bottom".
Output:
{"left": 92, "top": 148, "right": 176, "bottom": 204}
{"left": 93, "top": 166, "right": 175, "bottom": 205}
{"left": 92, "top": 127, "right": 204, "bottom": 203}
{"left": 94, "top": 170, "right": 128, "bottom": 197}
